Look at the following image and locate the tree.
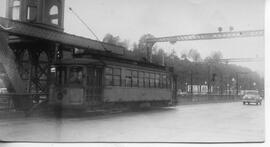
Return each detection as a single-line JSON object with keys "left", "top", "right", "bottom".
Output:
{"left": 138, "top": 34, "right": 155, "bottom": 51}
{"left": 102, "top": 33, "right": 129, "bottom": 49}
{"left": 118, "top": 39, "right": 129, "bottom": 49}
{"left": 132, "top": 42, "right": 145, "bottom": 60}
{"left": 218, "top": 27, "right": 223, "bottom": 32}
{"left": 188, "top": 49, "right": 202, "bottom": 62}
{"left": 180, "top": 49, "right": 189, "bottom": 60}
{"left": 103, "top": 34, "right": 119, "bottom": 44}
{"left": 152, "top": 48, "right": 167, "bottom": 65}
{"left": 204, "top": 51, "right": 223, "bottom": 63}
{"left": 131, "top": 34, "right": 156, "bottom": 61}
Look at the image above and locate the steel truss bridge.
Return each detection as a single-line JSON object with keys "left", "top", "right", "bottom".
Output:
{"left": 145, "top": 30, "right": 264, "bottom": 61}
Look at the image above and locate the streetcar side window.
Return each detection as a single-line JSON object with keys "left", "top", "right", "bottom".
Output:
{"left": 132, "top": 71, "right": 138, "bottom": 87}
{"left": 138, "top": 71, "right": 144, "bottom": 87}
{"left": 159, "top": 74, "right": 163, "bottom": 88}
{"left": 162, "top": 74, "right": 167, "bottom": 88}
{"left": 69, "top": 66, "right": 84, "bottom": 84}
{"left": 105, "top": 67, "right": 123, "bottom": 86}
{"left": 113, "top": 68, "right": 121, "bottom": 86}
{"left": 125, "top": 70, "right": 132, "bottom": 87}
{"left": 167, "top": 75, "right": 171, "bottom": 89}
{"left": 144, "top": 73, "right": 150, "bottom": 88}
{"left": 103, "top": 67, "right": 170, "bottom": 89}
{"left": 150, "top": 73, "right": 155, "bottom": 88}
{"left": 105, "top": 67, "right": 113, "bottom": 86}
{"left": 155, "top": 74, "right": 160, "bottom": 88}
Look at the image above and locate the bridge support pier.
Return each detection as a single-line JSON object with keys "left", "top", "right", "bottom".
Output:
{"left": 0, "top": 31, "right": 26, "bottom": 93}
{"left": 10, "top": 42, "right": 55, "bottom": 95}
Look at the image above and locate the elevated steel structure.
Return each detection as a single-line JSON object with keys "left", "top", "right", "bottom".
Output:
{"left": 220, "top": 57, "right": 264, "bottom": 63}
{"left": 146, "top": 30, "right": 264, "bottom": 61}
{"left": 0, "top": 17, "right": 125, "bottom": 55}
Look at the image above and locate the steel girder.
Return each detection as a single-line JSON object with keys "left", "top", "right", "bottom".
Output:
{"left": 146, "top": 30, "right": 264, "bottom": 43}
{"left": 0, "top": 17, "right": 125, "bottom": 55}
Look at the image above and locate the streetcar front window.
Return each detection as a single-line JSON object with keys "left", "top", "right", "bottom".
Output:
{"left": 55, "top": 66, "right": 67, "bottom": 85}
{"left": 69, "top": 66, "right": 84, "bottom": 84}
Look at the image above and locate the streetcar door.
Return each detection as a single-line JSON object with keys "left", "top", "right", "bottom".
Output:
{"left": 171, "top": 75, "right": 178, "bottom": 105}
{"left": 86, "top": 67, "right": 103, "bottom": 106}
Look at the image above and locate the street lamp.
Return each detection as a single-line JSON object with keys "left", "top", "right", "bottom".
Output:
{"left": 227, "top": 84, "right": 230, "bottom": 95}
{"left": 185, "top": 82, "right": 188, "bottom": 93}
{"left": 253, "top": 82, "right": 257, "bottom": 90}
{"left": 231, "top": 78, "right": 236, "bottom": 94}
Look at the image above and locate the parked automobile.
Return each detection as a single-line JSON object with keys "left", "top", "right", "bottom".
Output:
{"left": 177, "top": 91, "right": 188, "bottom": 96}
{"left": 0, "top": 88, "right": 8, "bottom": 94}
{"left": 242, "top": 90, "right": 262, "bottom": 105}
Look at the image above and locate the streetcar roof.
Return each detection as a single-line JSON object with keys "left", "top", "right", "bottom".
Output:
{"left": 52, "top": 57, "right": 172, "bottom": 72}
{"left": 53, "top": 58, "right": 103, "bottom": 65}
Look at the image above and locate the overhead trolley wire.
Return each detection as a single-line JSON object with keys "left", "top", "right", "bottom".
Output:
{"left": 69, "top": 7, "right": 111, "bottom": 53}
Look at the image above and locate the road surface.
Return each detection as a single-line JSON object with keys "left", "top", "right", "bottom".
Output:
{"left": 0, "top": 101, "right": 264, "bottom": 142}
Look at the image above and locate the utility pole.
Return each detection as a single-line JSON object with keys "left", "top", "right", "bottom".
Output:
{"left": 236, "top": 72, "right": 249, "bottom": 94}
{"left": 207, "top": 63, "right": 211, "bottom": 94}
{"left": 220, "top": 73, "right": 223, "bottom": 95}
{"left": 190, "top": 71, "right": 193, "bottom": 95}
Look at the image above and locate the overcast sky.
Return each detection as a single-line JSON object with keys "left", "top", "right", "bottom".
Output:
{"left": 0, "top": 0, "right": 265, "bottom": 76}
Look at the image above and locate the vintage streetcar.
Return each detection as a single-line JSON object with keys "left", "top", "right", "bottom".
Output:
{"left": 48, "top": 55, "right": 177, "bottom": 111}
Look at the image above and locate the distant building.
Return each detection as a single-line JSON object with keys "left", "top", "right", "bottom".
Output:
{"left": 187, "top": 85, "right": 212, "bottom": 94}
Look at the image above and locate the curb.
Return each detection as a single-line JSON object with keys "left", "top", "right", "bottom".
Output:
{"left": 176, "top": 100, "right": 241, "bottom": 106}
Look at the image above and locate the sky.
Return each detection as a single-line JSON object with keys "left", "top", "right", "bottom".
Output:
{"left": 0, "top": 0, "right": 265, "bottom": 76}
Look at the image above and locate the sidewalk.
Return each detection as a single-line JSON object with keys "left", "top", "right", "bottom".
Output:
{"left": 176, "top": 99, "right": 241, "bottom": 106}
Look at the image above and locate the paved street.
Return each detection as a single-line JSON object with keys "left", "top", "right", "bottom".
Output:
{"left": 0, "top": 101, "right": 264, "bottom": 143}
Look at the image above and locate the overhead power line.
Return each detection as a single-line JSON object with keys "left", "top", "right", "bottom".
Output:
{"left": 69, "top": 7, "right": 110, "bottom": 52}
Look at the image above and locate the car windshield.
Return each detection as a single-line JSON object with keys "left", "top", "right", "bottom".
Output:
{"left": 246, "top": 91, "right": 259, "bottom": 95}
